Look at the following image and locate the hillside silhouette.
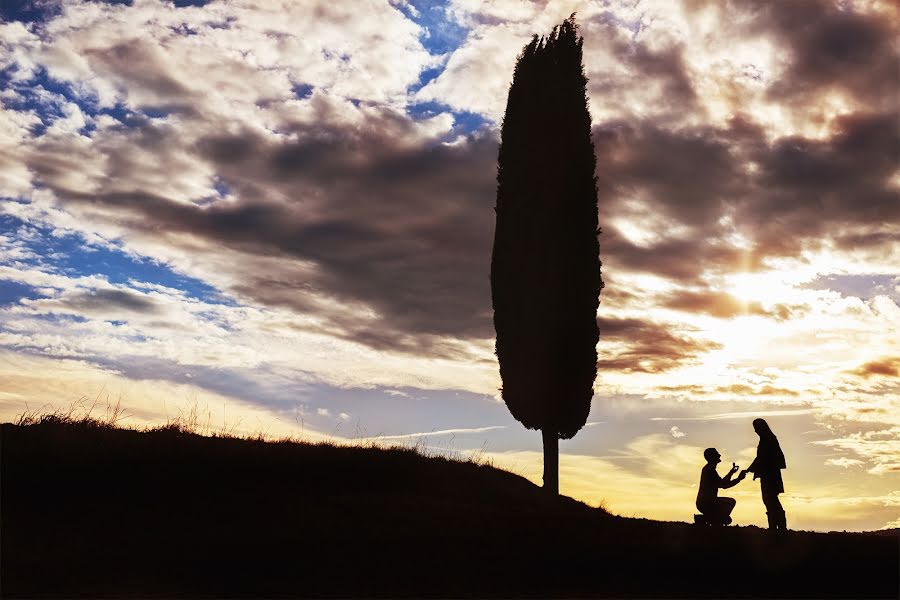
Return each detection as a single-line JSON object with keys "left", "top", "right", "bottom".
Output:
{"left": 2, "top": 417, "right": 897, "bottom": 598}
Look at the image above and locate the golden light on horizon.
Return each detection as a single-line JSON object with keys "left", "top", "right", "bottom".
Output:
{"left": 0, "top": 0, "right": 897, "bottom": 536}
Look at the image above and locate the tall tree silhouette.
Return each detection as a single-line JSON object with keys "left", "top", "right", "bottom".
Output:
{"left": 491, "top": 16, "right": 602, "bottom": 495}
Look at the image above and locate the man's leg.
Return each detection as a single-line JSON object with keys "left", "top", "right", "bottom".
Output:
{"left": 716, "top": 497, "right": 736, "bottom": 525}
{"left": 696, "top": 502, "right": 713, "bottom": 525}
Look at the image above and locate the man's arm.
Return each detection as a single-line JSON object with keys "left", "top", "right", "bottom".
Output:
{"left": 721, "top": 473, "right": 746, "bottom": 489}
{"left": 720, "top": 463, "right": 745, "bottom": 489}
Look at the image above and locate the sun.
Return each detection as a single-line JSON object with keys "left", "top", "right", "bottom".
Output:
{"left": 724, "top": 271, "right": 803, "bottom": 306}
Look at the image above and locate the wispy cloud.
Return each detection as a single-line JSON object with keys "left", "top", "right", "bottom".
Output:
{"left": 0, "top": 0, "right": 896, "bottom": 532}
{"left": 650, "top": 409, "right": 816, "bottom": 421}
{"left": 368, "top": 425, "right": 507, "bottom": 440}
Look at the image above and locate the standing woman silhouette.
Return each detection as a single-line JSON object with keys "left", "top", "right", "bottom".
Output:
{"left": 744, "top": 418, "right": 787, "bottom": 531}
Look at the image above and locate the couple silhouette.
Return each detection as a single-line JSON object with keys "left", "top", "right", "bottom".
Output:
{"left": 695, "top": 418, "right": 787, "bottom": 531}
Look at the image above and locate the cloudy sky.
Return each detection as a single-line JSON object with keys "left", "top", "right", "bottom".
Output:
{"left": 0, "top": 0, "right": 898, "bottom": 531}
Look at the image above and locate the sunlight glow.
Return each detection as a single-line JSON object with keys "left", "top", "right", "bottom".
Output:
{"left": 724, "top": 271, "right": 804, "bottom": 305}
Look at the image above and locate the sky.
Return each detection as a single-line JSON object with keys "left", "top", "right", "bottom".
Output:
{"left": 0, "top": 0, "right": 897, "bottom": 532}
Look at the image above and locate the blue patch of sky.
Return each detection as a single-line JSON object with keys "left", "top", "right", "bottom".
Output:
{"left": 0, "top": 65, "right": 177, "bottom": 137}
{"left": 804, "top": 274, "right": 900, "bottom": 302}
{"left": 0, "top": 0, "right": 142, "bottom": 24}
{"left": 0, "top": 0, "right": 62, "bottom": 23}
{"left": 206, "top": 15, "right": 236, "bottom": 29}
{"left": 406, "top": 65, "right": 445, "bottom": 95}
{"left": 139, "top": 106, "right": 173, "bottom": 119}
{"left": 321, "top": 49, "right": 351, "bottom": 63}
{"left": 0, "top": 280, "right": 37, "bottom": 307}
{"left": 400, "top": 0, "right": 468, "bottom": 95}
{"left": 212, "top": 177, "right": 231, "bottom": 198}
{"left": 0, "top": 214, "right": 236, "bottom": 306}
{"left": 10, "top": 312, "right": 89, "bottom": 325}
{"left": 1, "top": 68, "right": 70, "bottom": 136}
{"left": 292, "top": 83, "right": 314, "bottom": 100}
{"left": 394, "top": 3, "right": 494, "bottom": 135}
{"left": 395, "top": 0, "right": 468, "bottom": 56}
{"left": 407, "top": 100, "right": 491, "bottom": 133}
{"left": 170, "top": 22, "right": 199, "bottom": 36}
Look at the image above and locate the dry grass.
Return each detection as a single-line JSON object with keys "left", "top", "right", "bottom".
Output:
{"left": 16, "top": 388, "right": 129, "bottom": 429}
{"left": 13, "top": 394, "right": 495, "bottom": 469}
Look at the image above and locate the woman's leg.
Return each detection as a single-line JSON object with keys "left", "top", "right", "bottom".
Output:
{"left": 762, "top": 485, "right": 785, "bottom": 530}
{"left": 771, "top": 494, "right": 786, "bottom": 530}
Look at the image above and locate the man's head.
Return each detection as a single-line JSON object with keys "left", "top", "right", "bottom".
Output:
{"left": 704, "top": 448, "right": 721, "bottom": 464}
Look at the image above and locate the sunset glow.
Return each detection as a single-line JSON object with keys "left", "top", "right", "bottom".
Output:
{"left": 0, "top": 0, "right": 898, "bottom": 532}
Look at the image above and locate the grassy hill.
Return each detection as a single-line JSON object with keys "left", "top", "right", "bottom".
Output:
{"left": 2, "top": 417, "right": 897, "bottom": 598}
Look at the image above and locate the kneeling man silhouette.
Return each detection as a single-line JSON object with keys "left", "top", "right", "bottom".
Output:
{"left": 695, "top": 448, "right": 746, "bottom": 526}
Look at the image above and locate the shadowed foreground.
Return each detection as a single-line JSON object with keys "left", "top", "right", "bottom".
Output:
{"left": 2, "top": 420, "right": 897, "bottom": 598}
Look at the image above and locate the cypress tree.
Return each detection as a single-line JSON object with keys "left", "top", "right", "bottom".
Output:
{"left": 491, "top": 15, "right": 602, "bottom": 495}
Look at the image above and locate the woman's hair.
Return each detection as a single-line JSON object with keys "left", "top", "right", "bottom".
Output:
{"left": 753, "top": 418, "right": 775, "bottom": 438}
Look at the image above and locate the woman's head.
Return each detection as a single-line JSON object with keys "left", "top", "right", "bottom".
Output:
{"left": 753, "top": 418, "right": 774, "bottom": 437}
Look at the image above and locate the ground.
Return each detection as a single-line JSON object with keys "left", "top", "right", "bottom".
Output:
{"left": 2, "top": 419, "right": 897, "bottom": 598}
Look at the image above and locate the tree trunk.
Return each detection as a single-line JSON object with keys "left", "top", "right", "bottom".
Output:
{"left": 542, "top": 428, "right": 559, "bottom": 495}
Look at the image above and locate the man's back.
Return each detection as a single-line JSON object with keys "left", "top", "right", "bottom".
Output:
{"left": 696, "top": 462, "right": 720, "bottom": 508}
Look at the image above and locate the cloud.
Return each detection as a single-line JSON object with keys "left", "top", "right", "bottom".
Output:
{"left": 653, "top": 385, "right": 801, "bottom": 399}
{"left": 848, "top": 357, "right": 900, "bottom": 379}
{"left": 826, "top": 457, "right": 863, "bottom": 469}
{"left": 364, "top": 424, "right": 507, "bottom": 441}
{"left": 0, "top": 347, "right": 332, "bottom": 441}
{"left": 662, "top": 290, "right": 768, "bottom": 319}
{"left": 739, "top": 111, "right": 900, "bottom": 259}
{"left": 813, "top": 427, "right": 900, "bottom": 475}
{"left": 669, "top": 425, "right": 685, "bottom": 438}
{"left": 596, "top": 315, "right": 721, "bottom": 373}
{"left": 2, "top": 0, "right": 895, "bottom": 365}
{"left": 649, "top": 408, "right": 814, "bottom": 421}
{"left": 742, "top": 0, "right": 899, "bottom": 110}
{"left": 36, "top": 288, "right": 164, "bottom": 315}
{"left": 0, "top": 3, "right": 897, "bottom": 532}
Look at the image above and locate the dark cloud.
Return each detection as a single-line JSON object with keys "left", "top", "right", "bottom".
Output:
{"left": 16, "top": 0, "right": 897, "bottom": 359}
{"left": 585, "top": 20, "right": 698, "bottom": 119}
{"left": 739, "top": 111, "right": 900, "bottom": 257}
{"left": 848, "top": 357, "right": 900, "bottom": 379}
{"left": 739, "top": 0, "right": 900, "bottom": 109}
{"left": 591, "top": 118, "right": 767, "bottom": 284}
{"left": 42, "top": 289, "right": 162, "bottom": 315}
{"left": 594, "top": 120, "right": 741, "bottom": 229}
{"left": 663, "top": 290, "right": 765, "bottom": 318}
{"left": 596, "top": 316, "right": 721, "bottom": 373}
{"left": 586, "top": 0, "right": 898, "bottom": 280}
{"left": 655, "top": 383, "right": 799, "bottom": 397}
{"left": 661, "top": 289, "right": 801, "bottom": 321}
{"left": 33, "top": 111, "right": 499, "bottom": 353}
{"left": 83, "top": 40, "right": 196, "bottom": 107}
{"left": 600, "top": 226, "right": 758, "bottom": 283}
{"left": 593, "top": 106, "right": 898, "bottom": 281}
